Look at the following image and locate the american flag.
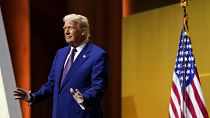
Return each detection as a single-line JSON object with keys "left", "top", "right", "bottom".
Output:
{"left": 169, "top": 11, "right": 209, "bottom": 118}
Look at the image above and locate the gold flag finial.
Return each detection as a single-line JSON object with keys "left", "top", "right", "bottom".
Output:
{"left": 180, "top": 0, "right": 188, "bottom": 8}
{"left": 180, "top": 0, "right": 190, "bottom": 36}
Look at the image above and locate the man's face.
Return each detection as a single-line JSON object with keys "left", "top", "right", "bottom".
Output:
{"left": 63, "top": 20, "right": 84, "bottom": 47}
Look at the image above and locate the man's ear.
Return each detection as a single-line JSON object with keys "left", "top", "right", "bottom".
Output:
{"left": 81, "top": 28, "right": 90, "bottom": 37}
{"left": 82, "top": 28, "right": 87, "bottom": 36}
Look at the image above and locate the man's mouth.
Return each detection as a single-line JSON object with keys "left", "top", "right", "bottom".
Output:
{"left": 65, "top": 34, "right": 72, "bottom": 39}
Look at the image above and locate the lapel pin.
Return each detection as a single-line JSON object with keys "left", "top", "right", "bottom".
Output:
{"left": 83, "top": 55, "right": 86, "bottom": 58}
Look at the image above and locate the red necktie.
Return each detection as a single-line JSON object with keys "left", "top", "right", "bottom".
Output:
{"left": 60, "top": 48, "right": 77, "bottom": 86}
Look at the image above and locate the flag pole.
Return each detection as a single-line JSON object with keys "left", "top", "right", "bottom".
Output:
{"left": 180, "top": 0, "right": 189, "bottom": 117}
{"left": 181, "top": 0, "right": 190, "bottom": 36}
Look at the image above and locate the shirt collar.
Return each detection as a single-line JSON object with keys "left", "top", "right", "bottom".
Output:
{"left": 71, "top": 39, "right": 89, "bottom": 53}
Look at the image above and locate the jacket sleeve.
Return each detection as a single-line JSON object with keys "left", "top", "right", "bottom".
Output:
{"left": 82, "top": 52, "right": 109, "bottom": 105}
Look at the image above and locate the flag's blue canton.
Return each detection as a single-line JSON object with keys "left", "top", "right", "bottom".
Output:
{"left": 174, "top": 29, "right": 196, "bottom": 90}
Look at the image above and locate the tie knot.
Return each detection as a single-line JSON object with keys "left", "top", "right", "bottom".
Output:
{"left": 72, "top": 48, "right": 77, "bottom": 54}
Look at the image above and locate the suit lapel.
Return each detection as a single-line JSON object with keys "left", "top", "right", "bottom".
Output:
{"left": 56, "top": 46, "right": 71, "bottom": 89}
{"left": 60, "top": 42, "right": 92, "bottom": 90}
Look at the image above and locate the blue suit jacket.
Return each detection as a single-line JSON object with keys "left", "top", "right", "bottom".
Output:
{"left": 33, "top": 41, "right": 109, "bottom": 118}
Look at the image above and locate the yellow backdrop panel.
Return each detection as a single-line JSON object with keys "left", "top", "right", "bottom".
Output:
{"left": 122, "top": 1, "right": 210, "bottom": 118}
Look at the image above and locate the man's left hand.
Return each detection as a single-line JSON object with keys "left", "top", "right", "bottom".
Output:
{"left": 70, "top": 88, "right": 84, "bottom": 104}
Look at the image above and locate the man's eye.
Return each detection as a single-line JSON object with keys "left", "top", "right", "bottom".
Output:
{"left": 63, "top": 26, "right": 72, "bottom": 29}
{"left": 63, "top": 26, "right": 69, "bottom": 29}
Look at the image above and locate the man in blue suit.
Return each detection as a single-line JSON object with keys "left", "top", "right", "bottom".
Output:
{"left": 14, "top": 14, "right": 109, "bottom": 118}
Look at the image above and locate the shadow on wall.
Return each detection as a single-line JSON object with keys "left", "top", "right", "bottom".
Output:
{"left": 122, "top": 96, "right": 138, "bottom": 118}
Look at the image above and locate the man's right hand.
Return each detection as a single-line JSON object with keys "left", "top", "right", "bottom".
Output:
{"left": 13, "top": 88, "right": 33, "bottom": 102}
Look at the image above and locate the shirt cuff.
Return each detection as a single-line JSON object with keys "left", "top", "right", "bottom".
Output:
{"left": 28, "top": 91, "right": 35, "bottom": 106}
{"left": 79, "top": 104, "right": 85, "bottom": 110}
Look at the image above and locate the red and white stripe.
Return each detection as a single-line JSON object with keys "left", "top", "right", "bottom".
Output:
{"left": 169, "top": 72, "right": 209, "bottom": 118}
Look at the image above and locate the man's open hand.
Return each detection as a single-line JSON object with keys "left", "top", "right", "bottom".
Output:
{"left": 13, "top": 88, "right": 32, "bottom": 102}
{"left": 70, "top": 88, "right": 84, "bottom": 104}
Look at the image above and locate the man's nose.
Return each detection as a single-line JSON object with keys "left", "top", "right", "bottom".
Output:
{"left": 65, "top": 29, "right": 70, "bottom": 34}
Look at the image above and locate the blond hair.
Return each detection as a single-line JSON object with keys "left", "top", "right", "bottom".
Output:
{"left": 63, "top": 14, "right": 89, "bottom": 28}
